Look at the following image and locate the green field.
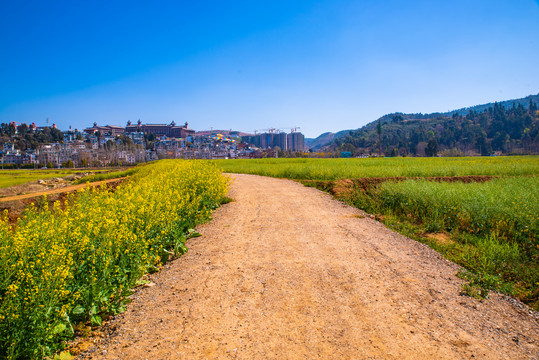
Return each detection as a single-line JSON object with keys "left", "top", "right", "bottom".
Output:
{"left": 72, "top": 168, "right": 138, "bottom": 184}
{"left": 0, "top": 169, "right": 117, "bottom": 189}
{"left": 213, "top": 156, "right": 539, "bottom": 179}
{"left": 214, "top": 156, "right": 539, "bottom": 309}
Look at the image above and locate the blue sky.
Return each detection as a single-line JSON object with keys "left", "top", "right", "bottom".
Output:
{"left": 1, "top": 0, "right": 538, "bottom": 138}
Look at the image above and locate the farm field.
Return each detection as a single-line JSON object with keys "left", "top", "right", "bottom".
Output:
{"left": 213, "top": 156, "right": 539, "bottom": 309}
{"left": 0, "top": 168, "right": 114, "bottom": 189}
{"left": 213, "top": 155, "right": 539, "bottom": 179}
{"left": 0, "top": 160, "right": 228, "bottom": 359}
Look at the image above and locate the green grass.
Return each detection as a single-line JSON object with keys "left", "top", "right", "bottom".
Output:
{"left": 0, "top": 169, "right": 107, "bottom": 189}
{"left": 378, "top": 177, "right": 537, "bottom": 246}
{"left": 72, "top": 168, "right": 138, "bottom": 184}
{"left": 0, "top": 168, "right": 130, "bottom": 189}
{"left": 213, "top": 156, "right": 539, "bottom": 180}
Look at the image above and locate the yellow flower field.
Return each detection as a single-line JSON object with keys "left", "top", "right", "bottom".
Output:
{"left": 0, "top": 160, "right": 228, "bottom": 359}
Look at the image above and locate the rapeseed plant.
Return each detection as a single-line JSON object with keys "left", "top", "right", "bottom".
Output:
{"left": 0, "top": 160, "right": 228, "bottom": 359}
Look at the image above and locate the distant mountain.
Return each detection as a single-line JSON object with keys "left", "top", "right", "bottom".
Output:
{"left": 305, "top": 130, "right": 352, "bottom": 150}
{"left": 330, "top": 93, "right": 539, "bottom": 156}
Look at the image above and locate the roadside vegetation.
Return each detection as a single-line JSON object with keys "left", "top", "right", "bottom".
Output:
{"left": 72, "top": 168, "right": 138, "bottom": 184}
{"left": 216, "top": 156, "right": 539, "bottom": 310}
{"left": 0, "top": 160, "right": 228, "bottom": 359}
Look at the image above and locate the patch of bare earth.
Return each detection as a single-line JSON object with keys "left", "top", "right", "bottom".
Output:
{"left": 79, "top": 174, "right": 538, "bottom": 360}
{"left": 0, "top": 179, "right": 124, "bottom": 222}
{"left": 424, "top": 232, "right": 456, "bottom": 246}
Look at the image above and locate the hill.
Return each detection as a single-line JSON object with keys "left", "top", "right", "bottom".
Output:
{"left": 305, "top": 130, "right": 352, "bottom": 150}
{"left": 329, "top": 93, "right": 539, "bottom": 156}
{"left": 447, "top": 93, "right": 539, "bottom": 117}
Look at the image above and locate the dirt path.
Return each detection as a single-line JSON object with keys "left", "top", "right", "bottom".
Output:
{"left": 0, "top": 178, "right": 122, "bottom": 203}
{"left": 81, "top": 174, "right": 538, "bottom": 359}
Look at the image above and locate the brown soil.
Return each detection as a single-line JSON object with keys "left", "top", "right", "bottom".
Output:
{"left": 0, "top": 181, "right": 59, "bottom": 198}
{"left": 424, "top": 232, "right": 456, "bottom": 246}
{"left": 0, "top": 179, "right": 124, "bottom": 222}
{"left": 78, "top": 174, "right": 537, "bottom": 359}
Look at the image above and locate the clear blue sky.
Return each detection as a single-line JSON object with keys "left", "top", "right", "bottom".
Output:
{"left": 1, "top": 0, "right": 538, "bottom": 138}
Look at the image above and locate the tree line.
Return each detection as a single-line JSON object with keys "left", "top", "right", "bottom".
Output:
{"left": 0, "top": 123, "right": 65, "bottom": 151}
{"left": 334, "top": 99, "right": 538, "bottom": 156}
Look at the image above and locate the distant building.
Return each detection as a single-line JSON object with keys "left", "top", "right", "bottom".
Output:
{"left": 84, "top": 123, "right": 125, "bottom": 136}
{"left": 3, "top": 150, "right": 36, "bottom": 165}
{"left": 3, "top": 143, "right": 14, "bottom": 152}
{"left": 125, "top": 120, "right": 195, "bottom": 139}
{"left": 287, "top": 132, "right": 305, "bottom": 151}
{"left": 245, "top": 131, "right": 305, "bottom": 151}
{"left": 35, "top": 123, "right": 58, "bottom": 132}
{"left": 273, "top": 133, "right": 288, "bottom": 150}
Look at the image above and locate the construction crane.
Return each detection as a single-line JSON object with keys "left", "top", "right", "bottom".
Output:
{"left": 255, "top": 128, "right": 276, "bottom": 134}
{"left": 254, "top": 127, "right": 300, "bottom": 134}
{"left": 278, "top": 126, "right": 301, "bottom": 133}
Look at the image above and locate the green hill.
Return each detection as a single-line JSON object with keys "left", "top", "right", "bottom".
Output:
{"left": 305, "top": 130, "right": 352, "bottom": 150}
{"left": 331, "top": 93, "right": 539, "bottom": 156}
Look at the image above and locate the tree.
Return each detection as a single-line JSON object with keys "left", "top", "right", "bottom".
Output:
{"left": 17, "top": 124, "right": 28, "bottom": 137}
{"left": 476, "top": 132, "right": 490, "bottom": 156}
{"left": 341, "top": 143, "right": 355, "bottom": 153}
{"left": 104, "top": 140, "right": 115, "bottom": 151}
{"left": 119, "top": 135, "right": 134, "bottom": 147}
{"left": 425, "top": 138, "right": 438, "bottom": 157}
{"left": 50, "top": 127, "right": 63, "bottom": 142}
{"left": 392, "top": 115, "right": 404, "bottom": 123}
{"left": 144, "top": 132, "right": 156, "bottom": 142}
{"left": 377, "top": 119, "right": 383, "bottom": 156}
{"left": 5, "top": 123, "right": 16, "bottom": 136}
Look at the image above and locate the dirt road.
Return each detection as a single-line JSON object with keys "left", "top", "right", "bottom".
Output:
{"left": 0, "top": 179, "right": 124, "bottom": 221}
{"left": 82, "top": 174, "right": 538, "bottom": 359}
{"left": 0, "top": 178, "right": 122, "bottom": 203}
